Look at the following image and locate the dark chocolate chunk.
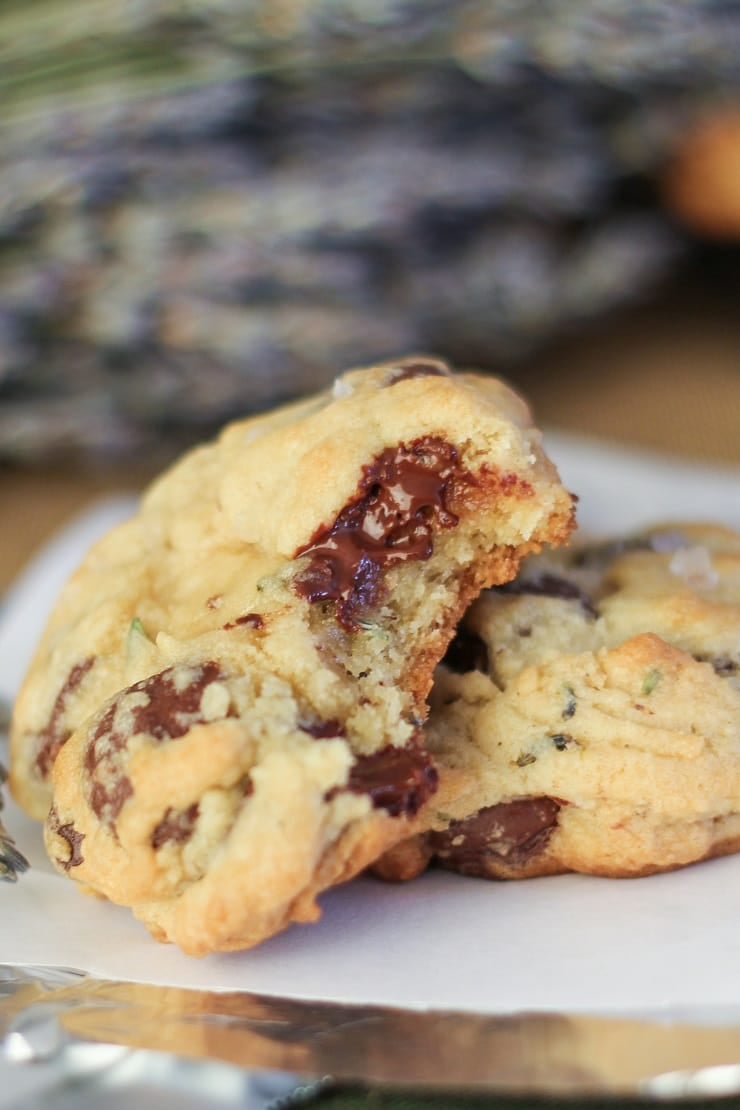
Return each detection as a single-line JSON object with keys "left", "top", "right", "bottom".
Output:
{"left": 294, "top": 436, "right": 467, "bottom": 629}
{"left": 442, "top": 627, "right": 490, "bottom": 675}
{"left": 223, "top": 612, "right": 264, "bottom": 630}
{"left": 35, "top": 657, "right": 95, "bottom": 778}
{"left": 562, "top": 685, "right": 577, "bottom": 719}
{"left": 572, "top": 530, "right": 687, "bottom": 569}
{"left": 550, "top": 733, "right": 576, "bottom": 750}
{"left": 299, "top": 718, "right": 347, "bottom": 739}
{"left": 496, "top": 573, "right": 597, "bottom": 619}
{"left": 428, "top": 796, "right": 561, "bottom": 876}
{"left": 694, "top": 653, "right": 738, "bottom": 678}
{"left": 151, "top": 803, "right": 200, "bottom": 849}
{"left": 344, "top": 743, "right": 438, "bottom": 817}
{"left": 48, "top": 805, "right": 85, "bottom": 871}
{"left": 385, "top": 362, "right": 450, "bottom": 386}
{"left": 85, "top": 661, "right": 228, "bottom": 826}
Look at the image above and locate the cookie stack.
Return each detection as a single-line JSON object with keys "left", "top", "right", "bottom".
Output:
{"left": 8, "top": 360, "right": 739, "bottom": 954}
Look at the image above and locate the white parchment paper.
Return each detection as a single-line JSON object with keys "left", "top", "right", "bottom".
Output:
{"left": 2, "top": 434, "right": 739, "bottom": 1017}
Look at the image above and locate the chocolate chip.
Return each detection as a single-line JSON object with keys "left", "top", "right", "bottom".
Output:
{"left": 48, "top": 806, "right": 85, "bottom": 871}
{"left": 428, "top": 797, "right": 561, "bottom": 876}
{"left": 550, "top": 733, "right": 576, "bottom": 750}
{"left": 344, "top": 743, "right": 439, "bottom": 817}
{"left": 151, "top": 803, "right": 199, "bottom": 849}
{"left": 299, "top": 718, "right": 347, "bottom": 739}
{"left": 695, "top": 653, "right": 738, "bottom": 678}
{"left": 572, "top": 530, "right": 687, "bottom": 569}
{"left": 85, "top": 661, "right": 228, "bottom": 826}
{"left": 442, "top": 628, "right": 490, "bottom": 674}
{"left": 385, "top": 361, "right": 450, "bottom": 386}
{"left": 561, "top": 686, "right": 577, "bottom": 720}
{"left": 496, "top": 573, "right": 597, "bottom": 619}
{"left": 35, "top": 657, "right": 95, "bottom": 778}
{"left": 294, "top": 437, "right": 468, "bottom": 630}
{"left": 223, "top": 612, "right": 264, "bottom": 630}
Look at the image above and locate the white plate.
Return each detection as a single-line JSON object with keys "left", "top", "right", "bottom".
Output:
{"left": 2, "top": 434, "right": 739, "bottom": 1020}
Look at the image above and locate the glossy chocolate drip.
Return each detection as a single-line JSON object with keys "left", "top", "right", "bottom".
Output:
{"left": 48, "top": 805, "right": 85, "bottom": 871}
{"left": 497, "top": 573, "right": 597, "bottom": 619}
{"left": 151, "top": 803, "right": 200, "bottom": 849}
{"left": 85, "top": 661, "right": 228, "bottom": 826}
{"left": 442, "top": 628, "right": 490, "bottom": 674}
{"left": 429, "top": 796, "right": 561, "bottom": 875}
{"left": 345, "top": 744, "right": 438, "bottom": 817}
{"left": 294, "top": 437, "right": 465, "bottom": 629}
{"left": 35, "top": 657, "right": 95, "bottom": 778}
{"left": 385, "top": 362, "right": 450, "bottom": 386}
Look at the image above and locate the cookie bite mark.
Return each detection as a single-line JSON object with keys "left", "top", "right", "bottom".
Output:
{"left": 151, "top": 803, "right": 199, "bottom": 849}
{"left": 293, "top": 437, "right": 470, "bottom": 630}
{"left": 85, "top": 661, "right": 230, "bottom": 827}
{"left": 343, "top": 742, "right": 439, "bottom": 817}
{"left": 35, "top": 657, "right": 95, "bottom": 778}
{"left": 428, "top": 796, "right": 562, "bottom": 876}
{"left": 47, "top": 805, "right": 85, "bottom": 871}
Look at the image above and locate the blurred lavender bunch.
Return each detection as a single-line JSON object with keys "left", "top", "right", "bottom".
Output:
{"left": 1, "top": 0, "right": 740, "bottom": 463}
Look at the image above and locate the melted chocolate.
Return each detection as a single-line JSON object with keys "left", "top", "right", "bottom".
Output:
{"left": 497, "top": 573, "right": 597, "bottom": 619}
{"left": 428, "top": 797, "right": 561, "bottom": 876}
{"left": 35, "top": 657, "right": 95, "bottom": 778}
{"left": 85, "top": 661, "right": 227, "bottom": 826}
{"left": 385, "top": 362, "right": 449, "bottom": 386}
{"left": 48, "top": 806, "right": 85, "bottom": 871}
{"left": 223, "top": 612, "right": 264, "bottom": 630}
{"left": 442, "top": 628, "right": 490, "bottom": 675}
{"left": 294, "top": 437, "right": 465, "bottom": 629}
{"left": 345, "top": 744, "right": 438, "bottom": 817}
{"left": 151, "top": 803, "right": 200, "bottom": 849}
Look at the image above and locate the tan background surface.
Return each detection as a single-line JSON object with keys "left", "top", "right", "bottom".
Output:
{"left": 0, "top": 284, "right": 738, "bottom": 595}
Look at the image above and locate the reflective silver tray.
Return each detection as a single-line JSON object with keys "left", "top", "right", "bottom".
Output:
{"left": 4, "top": 964, "right": 740, "bottom": 1106}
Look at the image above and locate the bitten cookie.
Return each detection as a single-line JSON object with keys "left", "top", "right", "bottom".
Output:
{"left": 376, "top": 522, "right": 740, "bottom": 882}
{"left": 10, "top": 356, "right": 574, "bottom": 954}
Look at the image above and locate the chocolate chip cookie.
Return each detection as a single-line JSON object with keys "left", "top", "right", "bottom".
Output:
{"left": 376, "top": 522, "right": 740, "bottom": 882}
{"left": 10, "top": 356, "right": 574, "bottom": 953}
